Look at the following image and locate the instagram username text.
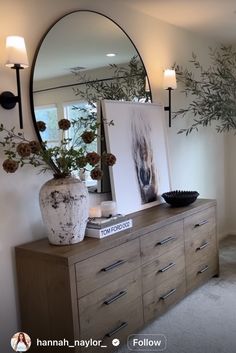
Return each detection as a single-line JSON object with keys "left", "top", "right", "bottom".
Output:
{"left": 36, "top": 338, "right": 103, "bottom": 348}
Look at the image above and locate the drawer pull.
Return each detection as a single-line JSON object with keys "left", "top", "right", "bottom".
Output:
{"left": 160, "top": 288, "right": 176, "bottom": 300}
{"left": 101, "top": 259, "right": 126, "bottom": 272}
{"left": 194, "top": 220, "right": 208, "bottom": 228}
{"left": 105, "top": 321, "right": 128, "bottom": 337}
{"left": 198, "top": 265, "right": 209, "bottom": 274}
{"left": 156, "top": 236, "right": 175, "bottom": 246}
{"left": 104, "top": 290, "right": 127, "bottom": 305}
{"left": 196, "top": 242, "right": 208, "bottom": 251}
{"left": 159, "top": 262, "right": 176, "bottom": 273}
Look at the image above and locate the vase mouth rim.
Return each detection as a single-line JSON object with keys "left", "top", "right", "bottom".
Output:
{"left": 53, "top": 173, "right": 71, "bottom": 179}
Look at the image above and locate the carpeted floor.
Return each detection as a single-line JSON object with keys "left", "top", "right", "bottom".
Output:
{"left": 117, "top": 235, "right": 236, "bottom": 353}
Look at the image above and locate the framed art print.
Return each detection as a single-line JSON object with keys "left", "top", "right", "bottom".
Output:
{"left": 101, "top": 100, "right": 171, "bottom": 215}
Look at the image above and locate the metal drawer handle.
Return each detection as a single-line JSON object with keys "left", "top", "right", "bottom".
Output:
{"left": 156, "top": 236, "right": 176, "bottom": 246}
{"left": 105, "top": 322, "right": 128, "bottom": 337}
{"left": 104, "top": 290, "right": 127, "bottom": 305}
{"left": 196, "top": 242, "right": 208, "bottom": 251}
{"left": 159, "top": 262, "right": 176, "bottom": 273}
{"left": 194, "top": 220, "right": 208, "bottom": 228}
{"left": 198, "top": 265, "right": 209, "bottom": 274}
{"left": 101, "top": 259, "right": 126, "bottom": 272}
{"left": 160, "top": 288, "right": 176, "bottom": 300}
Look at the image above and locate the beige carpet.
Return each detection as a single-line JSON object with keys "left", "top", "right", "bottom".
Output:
{"left": 117, "top": 235, "right": 236, "bottom": 353}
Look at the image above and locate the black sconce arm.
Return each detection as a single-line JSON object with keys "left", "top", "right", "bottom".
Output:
{"left": 0, "top": 64, "right": 24, "bottom": 129}
{"left": 164, "top": 87, "right": 173, "bottom": 128}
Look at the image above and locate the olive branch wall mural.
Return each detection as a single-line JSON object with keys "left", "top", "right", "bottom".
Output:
{"left": 174, "top": 45, "right": 236, "bottom": 135}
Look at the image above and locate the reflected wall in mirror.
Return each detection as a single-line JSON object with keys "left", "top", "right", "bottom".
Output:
{"left": 30, "top": 10, "right": 152, "bottom": 190}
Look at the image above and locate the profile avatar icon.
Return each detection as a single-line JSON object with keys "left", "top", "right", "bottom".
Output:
{"left": 11, "top": 332, "right": 31, "bottom": 352}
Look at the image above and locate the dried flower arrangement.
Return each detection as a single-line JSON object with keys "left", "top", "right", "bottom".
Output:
{"left": 0, "top": 116, "right": 116, "bottom": 179}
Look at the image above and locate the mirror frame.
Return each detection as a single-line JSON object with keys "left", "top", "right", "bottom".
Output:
{"left": 29, "top": 9, "right": 152, "bottom": 144}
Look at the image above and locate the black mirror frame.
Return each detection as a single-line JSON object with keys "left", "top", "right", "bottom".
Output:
{"left": 29, "top": 9, "right": 152, "bottom": 156}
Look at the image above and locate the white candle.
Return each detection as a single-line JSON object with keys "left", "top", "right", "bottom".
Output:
{"left": 101, "top": 201, "right": 117, "bottom": 217}
{"left": 89, "top": 206, "right": 102, "bottom": 218}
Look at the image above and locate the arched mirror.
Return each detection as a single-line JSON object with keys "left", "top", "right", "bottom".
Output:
{"left": 30, "top": 10, "right": 152, "bottom": 190}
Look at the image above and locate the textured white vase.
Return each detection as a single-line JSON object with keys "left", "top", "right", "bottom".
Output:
{"left": 39, "top": 176, "right": 89, "bottom": 245}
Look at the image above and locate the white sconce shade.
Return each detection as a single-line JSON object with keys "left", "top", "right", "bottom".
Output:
{"left": 163, "top": 69, "right": 177, "bottom": 89}
{"left": 145, "top": 76, "right": 150, "bottom": 92}
{"left": 0, "top": 35, "right": 29, "bottom": 129}
{"left": 5, "top": 36, "right": 29, "bottom": 68}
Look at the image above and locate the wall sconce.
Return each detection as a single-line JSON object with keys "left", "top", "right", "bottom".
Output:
{"left": 145, "top": 76, "right": 150, "bottom": 102}
{"left": 163, "top": 69, "right": 177, "bottom": 127}
{"left": 0, "top": 36, "right": 29, "bottom": 129}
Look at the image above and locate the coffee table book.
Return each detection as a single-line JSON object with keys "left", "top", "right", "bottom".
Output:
{"left": 86, "top": 218, "right": 133, "bottom": 239}
{"left": 87, "top": 214, "right": 126, "bottom": 229}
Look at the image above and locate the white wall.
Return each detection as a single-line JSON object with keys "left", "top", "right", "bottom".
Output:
{"left": 0, "top": 1, "right": 227, "bottom": 351}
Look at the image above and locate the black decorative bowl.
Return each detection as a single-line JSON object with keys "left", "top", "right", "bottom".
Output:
{"left": 161, "top": 190, "right": 199, "bottom": 207}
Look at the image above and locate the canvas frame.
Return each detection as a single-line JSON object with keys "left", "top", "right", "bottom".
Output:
{"left": 101, "top": 100, "right": 171, "bottom": 215}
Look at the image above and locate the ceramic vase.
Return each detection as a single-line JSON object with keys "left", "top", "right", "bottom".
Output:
{"left": 39, "top": 175, "right": 89, "bottom": 245}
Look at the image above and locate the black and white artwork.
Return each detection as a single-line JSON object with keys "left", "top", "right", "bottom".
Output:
{"left": 131, "top": 113, "right": 158, "bottom": 204}
{"left": 102, "top": 100, "right": 171, "bottom": 214}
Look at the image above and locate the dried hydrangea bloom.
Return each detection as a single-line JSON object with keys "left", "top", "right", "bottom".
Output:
{"left": 29, "top": 140, "right": 41, "bottom": 154}
{"left": 58, "top": 118, "right": 71, "bottom": 130}
{"left": 86, "top": 152, "right": 100, "bottom": 166}
{"left": 76, "top": 156, "right": 87, "bottom": 168}
{"left": 81, "top": 131, "right": 96, "bottom": 144}
{"left": 17, "top": 143, "right": 31, "bottom": 157}
{"left": 36, "top": 121, "right": 46, "bottom": 132}
{"left": 103, "top": 153, "right": 116, "bottom": 166}
{"left": 2, "top": 159, "right": 18, "bottom": 173}
{"left": 90, "top": 167, "right": 103, "bottom": 180}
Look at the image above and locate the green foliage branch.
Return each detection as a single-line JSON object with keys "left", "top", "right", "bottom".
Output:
{"left": 174, "top": 45, "right": 236, "bottom": 135}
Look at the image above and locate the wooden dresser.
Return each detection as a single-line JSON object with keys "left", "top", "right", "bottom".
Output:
{"left": 15, "top": 199, "right": 219, "bottom": 353}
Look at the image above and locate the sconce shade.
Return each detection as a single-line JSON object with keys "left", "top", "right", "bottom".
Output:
{"left": 163, "top": 69, "right": 177, "bottom": 90}
{"left": 5, "top": 36, "right": 29, "bottom": 68}
{"left": 0, "top": 36, "right": 29, "bottom": 128}
{"left": 145, "top": 76, "right": 150, "bottom": 92}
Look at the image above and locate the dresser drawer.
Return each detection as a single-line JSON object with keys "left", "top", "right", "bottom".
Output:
{"left": 80, "top": 297, "right": 143, "bottom": 352}
{"left": 75, "top": 239, "right": 140, "bottom": 297}
{"left": 141, "top": 220, "right": 184, "bottom": 264}
{"left": 79, "top": 268, "right": 142, "bottom": 333}
{"left": 186, "top": 255, "right": 218, "bottom": 292}
{"left": 142, "top": 243, "right": 185, "bottom": 294}
{"left": 185, "top": 231, "right": 217, "bottom": 266}
{"left": 184, "top": 206, "right": 216, "bottom": 241}
{"left": 143, "top": 271, "right": 186, "bottom": 323}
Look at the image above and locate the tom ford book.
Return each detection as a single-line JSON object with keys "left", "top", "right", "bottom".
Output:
{"left": 86, "top": 218, "right": 133, "bottom": 238}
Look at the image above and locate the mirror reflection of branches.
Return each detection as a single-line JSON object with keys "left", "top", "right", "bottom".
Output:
{"left": 73, "top": 55, "right": 149, "bottom": 103}
{"left": 30, "top": 11, "right": 151, "bottom": 189}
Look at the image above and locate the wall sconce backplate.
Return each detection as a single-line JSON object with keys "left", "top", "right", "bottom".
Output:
{"left": 0, "top": 91, "right": 17, "bottom": 110}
